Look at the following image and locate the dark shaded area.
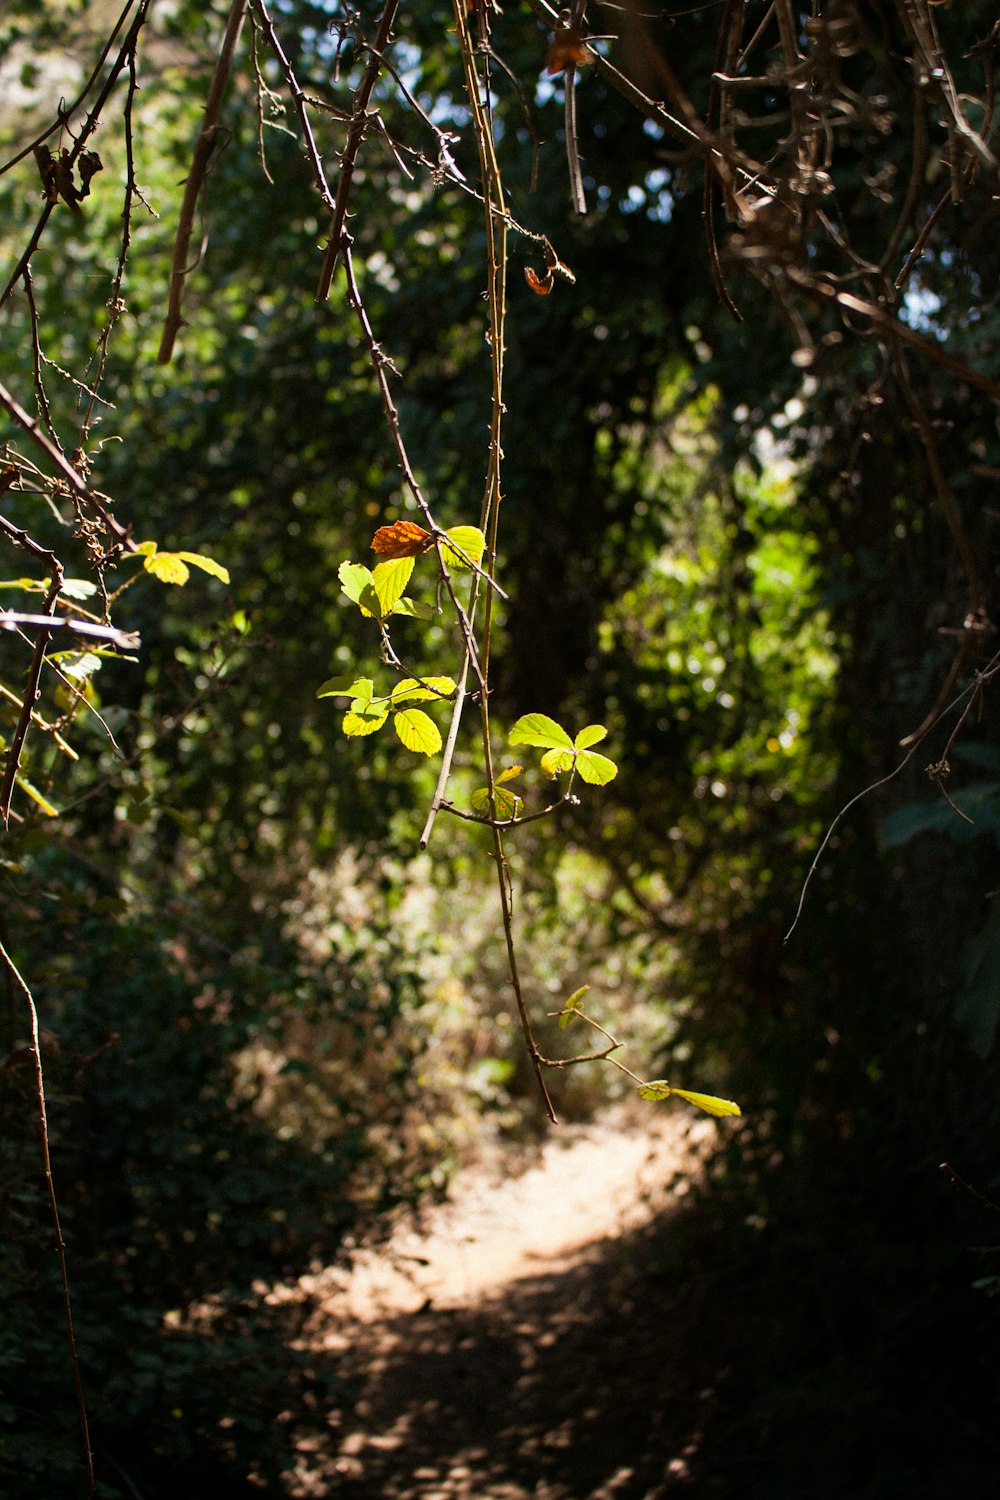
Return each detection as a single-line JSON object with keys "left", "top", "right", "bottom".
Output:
{"left": 308, "top": 1179, "right": 1000, "bottom": 1500}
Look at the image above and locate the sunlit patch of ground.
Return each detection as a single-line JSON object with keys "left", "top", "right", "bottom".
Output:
{"left": 269, "top": 1109, "right": 722, "bottom": 1498}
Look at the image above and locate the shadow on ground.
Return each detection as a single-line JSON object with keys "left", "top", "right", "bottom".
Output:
{"left": 289, "top": 1188, "right": 999, "bottom": 1500}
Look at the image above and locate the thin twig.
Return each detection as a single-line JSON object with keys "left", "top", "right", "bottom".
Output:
{"left": 158, "top": 0, "right": 249, "bottom": 363}
{"left": 251, "top": 0, "right": 336, "bottom": 213}
{"left": 0, "top": 379, "right": 133, "bottom": 547}
{"left": 316, "top": 0, "right": 401, "bottom": 301}
{"left": 0, "top": 937, "right": 95, "bottom": 1499}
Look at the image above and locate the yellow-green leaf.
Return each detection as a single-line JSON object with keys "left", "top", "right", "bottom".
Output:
{"left": 174, "top": 551, "right": 230, "bottom": 584}
{"left": 138, "top": 542, "right": 228, "bottom": 587}
{"left": 575, "top": 750, "right": 618, "bottom": 785}
{"left": 388, "top": 675, "right": 456, "bottom": 705}
{"left": 470, "top": 785, "right": 522, "bottom": 820}
{"left": 441, "top": 525, "right": 487, "bottom": 572}
{"left": 510, "top": 713, "right": 574, "bottom": 750}
{"left": 317, "top": 675, "right": 374, "bottom": 700}
{"left": 671, "top": 1088, "right": 742, "bottom": 1118}
{"left": 540, "top": 747, "right": 575, "bottom": 777}
{"left": 15, "top": 774, "right": 59, "bottom": 817}
{"left": 338, "top": 561, "right": 380, "bottom": 617}
{"left": 496, "top": 764, "right": 523, "bottom": 786}
{"left": 144, "top": 552, "right": 190, "bottom": 585}
{"left": 574, "top": 724, "right": 607, "bottom": 750}
{"left": 393, "top": 707, "right": 441, "bottom": 755}
{"left": 342, "top": 704, "right": 387, "bottom": 737}
{"left": 372, "top": 557, "right": 415, "bottom": 616}
{"left": 638, "top": 1080, "right": 742, "bottom": 1117}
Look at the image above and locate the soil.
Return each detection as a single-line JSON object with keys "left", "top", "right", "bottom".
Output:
{"left": 272, "top": 1109, "right": 733, "bottom": 1499}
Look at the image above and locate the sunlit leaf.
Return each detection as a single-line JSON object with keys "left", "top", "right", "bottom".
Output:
{"left": 338, "top": 561, "right": 381, "bottom": 617}
{"left": 372, "top": 557, "right": 415, "bottom": 616}
{"left": 638, "top": 1080, "right": 742, "bottom": 1117}
{"left": 174, "top": 551, "right": 230, "bottom": 584}
{"left": 144, "top": 552, "right": 190, "bottom": 585}
{"left": 15, "top": 774, "right": 58, "bottom": 817}
{"left": 566, "top": 985, "right": 590, "bottom": 1006}
{"left": 317, "top": 674, "right": 374, "bottom": 700}
{"left": 342, "top": 703, "right": 387, "bottom": 737}
{"left": 470, "top": 785, "right": 522, "bottom": 819}
{"left": 574, "top": 724, "right": 607, "bottom": 750}
{"left": 575, "top": 750, "right": 618, "bottom": 785}
{"left": 510, "top": 713, "right": 573, "bottom": 750}
{"left": 496, "top": 764, "right": 523, "bottom": 786}
{"left": 393, "top": 708, "right": 441, "bottom": 755}
{"left": 138, "top": 542, "right": 229, "bottom": 586}
{"left": 540, "top": 747, "right": 575, "bottom": 777}
{"left": 371, "top": 520, "right": 433, "bottom": 558}
{"left": 388, "top": 675, "right": 456, "bottom": 705}
{"left": 55, "top": 651, "right": 102, "bottom": 681}
{"left": 392, "top": 597, "right": 437, "bottom": 619}
{"left": 338, "top": 561, "right": 374, "bottom": 602}
{"left": 441, "top": 525, "right": 486, "bottom": 572}
{"left": 671, "top": 1088, "right": 742, "bottom": 1118}
{"left": 524, "top": 265, "right": 553, "bottom": 296}
{"left": 60, "top": 579, "right": 99, "bottom": 601}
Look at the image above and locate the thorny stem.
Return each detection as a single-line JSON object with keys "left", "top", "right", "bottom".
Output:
{"left": 452, "top": 0, "right": 556, "bottom": 1122}
{"left": 316, "top": 0, "right": 401, "bottom": 300}
{"left": 0, "top": 937, "right": 95, "bottom": 1499}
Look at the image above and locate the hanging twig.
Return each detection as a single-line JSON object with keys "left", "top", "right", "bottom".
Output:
{"left": 0, "top": 936, "right": 95, "bottom": 1499}
{"left": 157, "top": 0, "right": 249, "bottom": 363}
{"left": 315, "top": 0, "right": 401, "bottom": 301}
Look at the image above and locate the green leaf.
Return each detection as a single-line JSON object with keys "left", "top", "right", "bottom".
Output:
{"left": 470, "top": 785, "right": 522, "bottom": 819}
{"left": 556, "top": 988, "right": 590, "bottom": 1028}
{"left": 338, "top": 561, "right": 374, "bottom": 603}
{"left": 574, "top": 724, "right": 608, "bottom": 750}
{"left": 174, "top": 551, "right": 230, "bottom": 584}
{"left": 60, "top": 578, "right": 99, "bottom": 601}
{"left": 136, "top": 541, "right": 229, "bottom": 586}
{"left": 372, "top": 557, "right": 415, "bottom": 616}
{"left": 575, "top": 750, "right": 618, "bottom": 785}
{"left": 338, "top": 561, "right": 382, "bottom": 618}
{"left": 440, "top": 525, "right": 487, "bottom": 571}
{"left": 393, "top": 708, "right": 441, "bottom": 755}
{"left": 15, "top": 774, "right": 59, "bottom": 817}
{"left": 638, "top": 1080, "right": 742, "bottom": 1117}
{"left": 342, "top": 703, "right": 387, "bottom": 737}
{"left": 509, "top": 713, "right": 574, "bottom": 750}
{"left": 392, "top": 597, "right": 437, "bottom": 619}
{"left": 496, "top": 764, "right": 523, "bottom": 786}
{"left": 54, "top": 651, "right": 102, "bottom": 681}
{"left": 671, "top": 1088, "right": 742, "bottom": 1118}
{"left": 388, "top": 675, "right": 456, "bottom": 705}
{"left": 540, "top": 747, "right": 575, "bottom": 777}
{"left": 144, "top": 552, "right": 190, "bottom": 585}
{"left": 317, "top": 674, "right": 374, "bottom": 700}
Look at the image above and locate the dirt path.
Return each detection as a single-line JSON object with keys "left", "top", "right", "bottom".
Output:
{"left": 274, "top": 1110, "right": 724, "bottom": 1499}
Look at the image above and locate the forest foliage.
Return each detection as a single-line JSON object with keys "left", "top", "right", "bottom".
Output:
{"left": 2, "top": 2, "right": 1000, "bottom": 1495}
